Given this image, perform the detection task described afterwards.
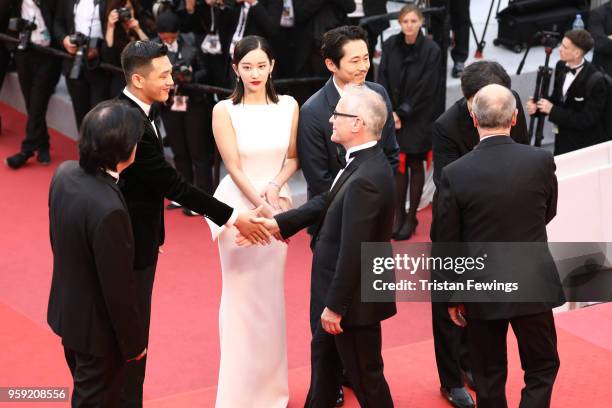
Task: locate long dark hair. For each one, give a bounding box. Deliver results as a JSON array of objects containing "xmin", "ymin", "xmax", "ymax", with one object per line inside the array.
[{"xmin": 229, "ymin": 36, "xmax": 279, "ymax": 105}]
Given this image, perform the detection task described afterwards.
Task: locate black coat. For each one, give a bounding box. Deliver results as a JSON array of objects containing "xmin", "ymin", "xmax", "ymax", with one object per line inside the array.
[
  {"xmin": 548, "ymin": 60, "xmax": 608, "ymax": 155},
  {"xmin": 47, "ymin": 161, "xmax": 146, "ymax": 360},
  {"xmin": 276, "ymin": 146, "xmax": 396, "ymax": 328},
  {"xmin": 116, "ymin": 92, "xmax": 233, "ymax": 269},
  {"xmin": 378, "ymin": 32, "xmax": 442, "ymax": 153},
  {"xmin": 9, "ymin": 0, "xmax": 61, "ymax": 48},
  {"xmin": 298, "ymin": 78, "xmax": 399, "ymax": 198},
  {"xmin": 436, "ymin": 136, "xmax": 565, "ymax": 320},
  {"xmin": 591, "ymin": 2, "xmax": 612, "ymax": 76}
]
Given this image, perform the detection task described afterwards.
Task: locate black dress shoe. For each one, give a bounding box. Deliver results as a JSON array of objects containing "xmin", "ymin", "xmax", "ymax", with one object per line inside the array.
[
  {"xmin": 440, "ymin": 386, "xmax": 475, "ymax": 408},
  {"xmin": 166, "ymin": 201, "xmax": 182, "ymax": 210},
  {"xmin": 392, "ymin": 214, "xmax": 406, "ymax": 239},
  {"xmin": 462, "ymin": 369, "xmax": 475, "ymax": 390},
  {"xmin": 182, "ymin": 207, "xmax": 198, "ymax": 216},
  {"xmin": 5, "ymin": 151, "xmax": 33, "ymax": 169},
  {"xmin": 335, "ymin": 387, "xmax": 344, "ymax": 407},
  {"xmin": 452, "ymin": 62, "xmax": 465, "ymax": 79},
  {"xmin": 394, "ymin": 217, "xmax": 418, "ymax": 241},
  {"xmin": 37, "ymin": 149, "xmax": 51, "ymax": 165}
]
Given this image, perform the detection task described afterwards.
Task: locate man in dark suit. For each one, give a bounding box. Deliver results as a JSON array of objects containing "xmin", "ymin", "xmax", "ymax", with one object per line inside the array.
[
  {"xmin": 116, "ymin": 40, "xmax": 270, "ymax": 407},
  {"xmin": 430, "ymin": 60, "xmax": 528, "ymax": 408},
  {"xmin": 4, "ymin": 0, "xmax": 62, "ymax": 169},
  {"xmin": 54, "ymin": 0, "xmax": 110, "ymax": 130},
  {"xmin": 527, "ymin": 29, "xmax": 608, "ymax": 155},
  {"xmin": 48, "ymin": 100, "xmax": 147, "ymax": 407},
  {"xmin": 251, "ymin": 85, "xmax": 396, "ymax": 408},
  {"xmin": 437, "ymin": 84, "xmax": 564, "ymax": 408},
  {"xmin": 299, "ymin": 25, "xmax": 399, "ymax": 201}
]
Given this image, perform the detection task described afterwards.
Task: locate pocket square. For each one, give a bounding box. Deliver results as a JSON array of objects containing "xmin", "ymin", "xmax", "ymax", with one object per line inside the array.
[{"xmin": 574, "ymin": 97, "xmax": 585, "ymax": 102}]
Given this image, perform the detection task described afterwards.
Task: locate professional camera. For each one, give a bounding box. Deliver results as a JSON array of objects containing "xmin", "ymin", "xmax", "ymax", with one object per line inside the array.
[
  {"xmin": 69, "ymin": 32, "xmax": 99, "ymax": 80},
  {"xmin": 172, "ymin": 63, "xmax": 193, "ymax": 83},
  {"xmin": 532, "ymin": 31, "xmax": 561, "ymax": 49},
  {"xmin": 8, "ymin": 17, "xmax": 37, "ymax": 51},
  {"xmin": 117, "ymin": 7, "xmax": 132, "ymax": 23}
]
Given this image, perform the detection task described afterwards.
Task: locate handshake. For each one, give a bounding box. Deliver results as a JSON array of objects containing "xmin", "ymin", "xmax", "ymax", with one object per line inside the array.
[{"xmin": 233, "ymin": 205, "xmax": 285, "ymax": 247}]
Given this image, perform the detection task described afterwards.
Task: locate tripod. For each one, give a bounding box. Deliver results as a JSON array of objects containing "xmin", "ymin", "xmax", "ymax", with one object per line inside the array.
[{"xmin": 517, "ymin": 32, "xmax": 560, "ymax": 147}]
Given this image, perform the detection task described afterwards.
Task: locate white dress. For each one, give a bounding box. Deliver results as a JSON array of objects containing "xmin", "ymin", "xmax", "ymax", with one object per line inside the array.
[{"xmin": 208, "ymin": 95, "xmax": 296, "ymax": 408}]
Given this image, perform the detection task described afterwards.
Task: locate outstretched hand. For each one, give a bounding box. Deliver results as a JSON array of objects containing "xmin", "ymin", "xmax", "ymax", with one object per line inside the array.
[
  {"xmin": 235, "ymin": 216, "xmax": 288, "ymax": 246},
  {"xmin": 233, "ymin": 206, "xmax": 272, "ymax": 246}
]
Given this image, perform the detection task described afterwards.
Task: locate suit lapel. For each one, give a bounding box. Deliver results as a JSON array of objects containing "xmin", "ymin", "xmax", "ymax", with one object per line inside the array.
[{"xmin": 118, "ymin": 93, "xmax": 163, "ymax": 152}]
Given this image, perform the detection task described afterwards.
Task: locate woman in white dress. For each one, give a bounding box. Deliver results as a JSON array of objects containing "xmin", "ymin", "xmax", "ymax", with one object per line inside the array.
[{"xmin": 208, "ymin": 35, "xmax": 299, "ymax": 408}]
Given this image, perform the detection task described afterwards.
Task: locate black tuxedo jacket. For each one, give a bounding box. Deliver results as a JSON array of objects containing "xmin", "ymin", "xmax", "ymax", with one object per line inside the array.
[
  {"xmin": 9, "ymin": 0, "xmax": 61, "ymax": 48},
  {"xmin": 436, "ymin": 136, "xmax": 565, "ymax": 320},
  {"xmin": 117, "ymin": 92, "xmax": 233, "ymax": 269},
  {"xmin": 548, "ymin": 60, "xmax": 608, "ymax": 155},
  {"xmin": 276, "ymin": 146, "xmax": 397, "ymax": 328},
  {"xmin": 47, "ymin": 161, "xmax": 146, "ymax": 360},
  {"xmin": 298, "ymin": 78, "xmax": 399, "ymax": 199}
]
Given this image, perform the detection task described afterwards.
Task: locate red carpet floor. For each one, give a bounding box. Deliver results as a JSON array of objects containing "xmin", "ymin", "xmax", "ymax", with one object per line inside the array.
[{"xmin": 1, "ymin": 102, "xmax": 611, "ymax": 407}]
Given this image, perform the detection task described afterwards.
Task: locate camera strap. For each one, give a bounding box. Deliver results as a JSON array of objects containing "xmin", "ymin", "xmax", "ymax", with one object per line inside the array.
[
  {"xmin": 229, "ymin": 3, "xmax": 250, "ymax": 58},
  {"xmin": 201, "ymin": 5, "xmax": 222, "ymax": 55}
]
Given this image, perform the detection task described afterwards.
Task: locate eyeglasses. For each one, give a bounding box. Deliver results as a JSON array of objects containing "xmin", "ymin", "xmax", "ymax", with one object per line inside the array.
[{"xmin": 332, "ymin": 110, "xmax": 359, "ymax": 120}]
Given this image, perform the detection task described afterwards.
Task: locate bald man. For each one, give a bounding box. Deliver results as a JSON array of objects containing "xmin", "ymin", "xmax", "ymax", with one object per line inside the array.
[
  {"xmin": 436, "ymin": 84, "xmax": 564, "ymax": 408},
  {"xmin": 252, "ymin": 86, "xmax": 397, "ymax": 407}
]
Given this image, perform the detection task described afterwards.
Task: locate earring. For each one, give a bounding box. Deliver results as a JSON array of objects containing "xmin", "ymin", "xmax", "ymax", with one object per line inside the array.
[{"xmin": 236, "ymin": 76, "xmax": 240, "ymax": 82}]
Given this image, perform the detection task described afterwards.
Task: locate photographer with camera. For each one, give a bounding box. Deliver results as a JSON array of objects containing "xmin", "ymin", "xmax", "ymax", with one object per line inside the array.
[
  {"xmin": 104, "ymin": 0, "xmax": 154, "ymax": 95},
  {"xmin": 54, "ymin": 0, "xmax": 111, "ymax": 130},
  {"xmin": 4, "ymin": 0, "xmax": 62, "ymax": 169},
  {"xmin": 154, "ymin": 11, "xmax": 216, "ymax": 211},
  {"xmin": 526, "ymin": 29, "xmax": 608, "ymax": 155}
]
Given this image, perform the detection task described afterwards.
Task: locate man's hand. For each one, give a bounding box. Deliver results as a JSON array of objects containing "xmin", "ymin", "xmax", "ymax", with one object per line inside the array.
[
  {"xmin": 234, "ymin": 206, "xmax": 271, "ymax": 245},
  {"xmin": 526, "ymin": 97, "xmax": 537, "ymax": 116},
  {"xmin": 63, "ymin": 35, "xmax": 77, "ymax": 54},
  {"xmin": 536, "ymin": 98, "xmax": 553, "ymax": 115},
  {"xmin": 448, "ymin": 304, "xmax": 467, "ymax": 327},
  {"xmin": 236, "ymin": 215, "xmax": 288, "ymax": 246},
  {"xmin": 321, "ymin": 307, "xmax": 343, "ymax": 335},
  {"xmin": 127, "ymin": 347, "xmax": 147, "ymax": 362}
]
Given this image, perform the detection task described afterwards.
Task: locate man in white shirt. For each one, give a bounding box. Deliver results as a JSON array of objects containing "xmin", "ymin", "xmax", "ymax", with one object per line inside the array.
[
  {"xmin": 4, "ymin": 0, "xmax": 61, "ymax": 169},
  {"xmin": 527, "ymin": 29, "xmax": 608, "ymax": 155}
]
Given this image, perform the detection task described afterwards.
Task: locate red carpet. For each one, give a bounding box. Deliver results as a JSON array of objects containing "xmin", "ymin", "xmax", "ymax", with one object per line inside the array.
[{"xmin": 1, "ymin": 102, "xmax": 611, "ymax": 407}]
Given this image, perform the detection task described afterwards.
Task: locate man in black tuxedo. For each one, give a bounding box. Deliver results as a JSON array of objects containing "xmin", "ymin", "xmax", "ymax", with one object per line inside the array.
[
  {"xmin": 115, "ymin": 40, "xmax": 270, "ymax": 408},
  {"xmin": 251, "ymin": 85, "xmax": 396, "ymax": 408},
  {"xmin": 527, "ymin": 29, "xmax": 608, "ymax": 155},
  {"xmin": 437, "ymin": 84, "xmax": 564, "ymax": 408},
  {"xmin": 430, "ymin": 60, "xmax": 528, "ymax": 408},
  {"xmin": 48, "ymin": 100, "xmax": 147, "ymax": 407},
  {"xmin": 4, "ymin": 0, "xmax": 62, "ymax": 169}
]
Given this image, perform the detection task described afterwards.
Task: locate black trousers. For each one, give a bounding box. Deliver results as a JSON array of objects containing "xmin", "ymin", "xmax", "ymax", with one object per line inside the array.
[
  {"xmin": 65, "ymin": 66, "xmax": 110, "ymax": 130},
  {"xmin": 450, "ymin": 0, "xmax": 471, "ymax": 63},
  {"xmin": 161, "ymin": 101, "xmax": 214, "ymax": 194},
  {"xmin": 432, "ymin": 301, "xmax": 470, "ymax": 388},
  {"xmin": 466, "ymin": 310, "xmax": 560, "ymax": 408},
  {"xmin": 305, "ymin": 322, "xmax": 393, "ymax": 408},
  {"xmin": 15, "ymin": 49, "xmax": 61, "ymax": 154},
  {"xmin": 64, "ymin": 346, "xmax": 126, "ymax": 408},
  {"xmin": 120, "ymin": 255, "xmax": 158, "ymax": 408}
]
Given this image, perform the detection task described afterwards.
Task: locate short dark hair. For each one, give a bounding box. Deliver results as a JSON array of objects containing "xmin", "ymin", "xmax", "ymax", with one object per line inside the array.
[
  {"xmin": 156, "ymin": 11, "xmax": 180, "ymax": 33},
  {"xmin": 460, "ymin": 61, "xmax": 512, "ymax": 100},
  {"xmin": 79, "ymin": 101, "xmax": 143, "ymax": 173},
  {"xmin": 321, "ymin": 25, "xmax": 369, "ymax": 67},
  {"xmin": 564, "ymin": 29, "xmax": 594, "ymax": 54},
  {"xmin": 121, "ymin": 40, "xmax": 168, "ymax": 83},
  {"xmin": 230, "ymin": 35, "xmax": 279, "ymax": 105}
]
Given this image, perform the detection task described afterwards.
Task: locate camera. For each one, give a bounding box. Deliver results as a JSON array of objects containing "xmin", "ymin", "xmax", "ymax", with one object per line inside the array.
[
  {"xmin": 8, "ymin": 17, "xmax": 37, "ymax": 51},
  {"xmin": 116, "ymin": 7, "xmax": 132, "ymax": 23},
  {"xmin": 532, "ymin": 31, "xmax": 561, "ymax": 49},
  {"xmin": 172, "ymin": 63, "xmax": 193, "ymax": 83},
  {"xmin": 69, "ymin": 33, "xmax": 99, "ymax": 79}
]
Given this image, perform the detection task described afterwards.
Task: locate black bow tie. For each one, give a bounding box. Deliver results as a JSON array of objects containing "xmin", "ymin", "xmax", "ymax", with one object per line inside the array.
[
  {"xmin": 564, "ymin": 64, "xmax": 583, "ymax": 76},
  {"xmin": 148, "ymin": 103, "xmax": 160, "ymax": 121}
]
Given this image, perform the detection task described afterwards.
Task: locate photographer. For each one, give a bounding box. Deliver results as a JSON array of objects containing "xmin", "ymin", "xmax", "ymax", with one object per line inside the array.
[
  {"xmin": 590, "ymin": 0, "xmax": 612, "ymax": 76},
  {"xmin": 54, "ymin": 0, "xmax": 110, "ymax": 130},
  {"xmin": 104, "ymin": 0, "xmax": 154, "ymax": 95},
  {"xmin": 4, "ymin": 0, "xmax": 62, "ymax": 169},
  {"xmin": 154, "ymin": 11, "xmax": 216, "ymax": 211},
  {"xmin": 527, "ymin": 29, "xmax": 608, "ymax": 155}
]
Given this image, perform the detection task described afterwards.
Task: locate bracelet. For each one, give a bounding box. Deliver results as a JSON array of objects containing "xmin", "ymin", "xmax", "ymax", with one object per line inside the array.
[{"xmin": 268, "ymin": 181, "xmax": 281, "ymax": 189}]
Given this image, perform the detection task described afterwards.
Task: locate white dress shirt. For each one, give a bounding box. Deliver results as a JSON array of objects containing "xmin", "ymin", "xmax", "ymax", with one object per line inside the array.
[
  {"xmin": 121, "ymin": 88, "xmax": 238, "ymax": 226},
  {"xmin": 165, "ymin": 40, "xmax": 179, "ymax": 53},
  {"xmin": 330, "ymin": 140, "xmax": 377, "ymax": 190},
  {"xmin": 74, "ymin": 0, "xmax": 102, "ymax": 39},
  {"xmin": 562, "ymin": 59, "xmax": 585, "ymax": 97},
  {"xmin": 21, "ymin": 0, "xmax": 50, "ymax": 46}
]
